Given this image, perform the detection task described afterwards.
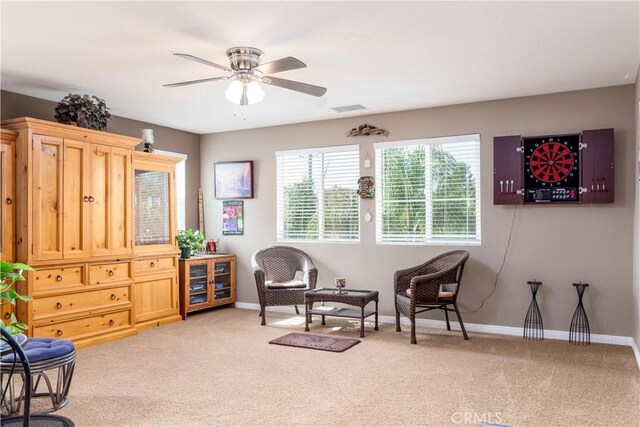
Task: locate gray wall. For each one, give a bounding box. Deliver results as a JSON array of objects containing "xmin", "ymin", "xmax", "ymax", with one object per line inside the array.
[
  {"xmin": 202, "ymin": 85, "xmax": 636, "ymax": 337},
  {"xmin": 0, "ymin": 90, "xmax": 201, "ymax": 230}
]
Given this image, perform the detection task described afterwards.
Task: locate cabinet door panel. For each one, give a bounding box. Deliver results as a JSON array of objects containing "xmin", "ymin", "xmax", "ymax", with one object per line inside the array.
[
  {"xmin": 1, "ymin": 140, "xmax": 15, "ymax": 262},
  {"xmin": 90, "ymin": 145, "xmax": 110, "ymax": 256},
  {"xmin": 33, "ymin": 135, "xmax": 64, "ymax": 260},
  {"xmin": 110, "ymin": 148, "xmax": 131, "ymax": 255},
  {"xmin": 63, "ymin": 140, "xmax": 89, "ymax": 258},
  {"xmin": 134, "ymin": 274, "xmax": 179, "ymax": 323},
  {"xmin": 493, "ymin": 135, "xmax": 523, "ymax": 205},
  {"xmin": 581, "ymin": 128, "xmax": 614, "ymax": 203}
]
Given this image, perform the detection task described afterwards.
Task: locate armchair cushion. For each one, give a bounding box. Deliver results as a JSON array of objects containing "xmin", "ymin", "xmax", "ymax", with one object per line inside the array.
[
  {"xmin": 266, "ymin": 280, "xmax": 307, "ymax": 289},
  {"xmin": 406, "ymin": 287, "xmax": 454, "ymax": 301}
]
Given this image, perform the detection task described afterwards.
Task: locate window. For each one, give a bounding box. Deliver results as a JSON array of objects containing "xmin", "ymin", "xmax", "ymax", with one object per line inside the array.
[
  {"xmin": 276, "ymin": 145, "xmax": 360, "ymax": 242},
  {"xmin": 375, "ymin": 134, "xmax": 480, "ymax": 245},
  {"xmin": 154, "ymin": 149, "xmax": 187, "ymax": 231}
]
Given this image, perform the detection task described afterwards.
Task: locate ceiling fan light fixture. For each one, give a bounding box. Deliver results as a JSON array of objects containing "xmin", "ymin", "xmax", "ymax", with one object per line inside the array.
[{"xmin": 225, "ymin": 79, "xmax": 265, "ymax": 106}]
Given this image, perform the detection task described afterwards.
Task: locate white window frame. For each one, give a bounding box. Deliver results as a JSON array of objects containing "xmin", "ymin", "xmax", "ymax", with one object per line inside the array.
[
  {"xmin": 374, "ymin": 134, "xmax": 481, "ymax": 246},
  {"xmin": 276, "ymin": 144, "xmax": 360, "ymax": 243}
]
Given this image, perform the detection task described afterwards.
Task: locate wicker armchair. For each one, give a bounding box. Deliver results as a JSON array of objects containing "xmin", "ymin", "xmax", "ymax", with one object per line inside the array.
[
  {"xmin": 252, "ymin": 246, "xmax": 318, "ymax": 325},
  {"xmin": 394, "ymin": 250, "xmax": 470, "ymax": 344}
]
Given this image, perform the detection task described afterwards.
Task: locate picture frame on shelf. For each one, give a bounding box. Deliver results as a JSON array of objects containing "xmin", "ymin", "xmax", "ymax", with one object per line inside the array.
[{"xmin": 214, "ymin": 160, "xmax": 254, "ymax": 199}]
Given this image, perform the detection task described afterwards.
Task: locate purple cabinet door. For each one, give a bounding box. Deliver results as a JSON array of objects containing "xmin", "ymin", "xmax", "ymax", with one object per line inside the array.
[
  {"xmin": 493, "ymin": 135, "xmax": 523, "ymax": 205},
  {"xmin": 581, "ymin": 128, "xmax": 614, "ymax": 203}
]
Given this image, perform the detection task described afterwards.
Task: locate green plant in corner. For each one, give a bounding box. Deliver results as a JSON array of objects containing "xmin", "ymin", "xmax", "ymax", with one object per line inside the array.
[
  {"xmin": 1, "ymin": 260, "xmax": 33, "ymax": 334},
  {"xmin": 176, "ymin": 229, "xmax": 205, "ymax": 259}
]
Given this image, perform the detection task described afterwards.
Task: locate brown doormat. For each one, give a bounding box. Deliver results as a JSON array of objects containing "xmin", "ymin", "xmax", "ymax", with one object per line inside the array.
[{"xmin": 269, "ymin": 333, "xmax": 360, "ymax": 352}]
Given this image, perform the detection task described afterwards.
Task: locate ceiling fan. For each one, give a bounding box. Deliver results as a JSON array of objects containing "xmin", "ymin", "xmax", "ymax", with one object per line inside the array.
[{"xmin": 164, "ymin": 47, "xmax": 327, "ymax": 106}]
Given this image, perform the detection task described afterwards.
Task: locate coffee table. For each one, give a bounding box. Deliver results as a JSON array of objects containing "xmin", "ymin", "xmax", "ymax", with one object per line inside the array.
[{"xmin": 304, "ymin": 288, "xmax": 379, "ymax": 337}]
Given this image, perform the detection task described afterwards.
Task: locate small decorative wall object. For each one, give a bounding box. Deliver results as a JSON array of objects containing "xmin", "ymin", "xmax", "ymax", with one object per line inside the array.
[
  {"xmin": 214, "ymin": 161, "xmax": 254, "ymax": 199},
  {"xmin": 363, "ymin": 153, "xmax": 371, "ymax": 168},
  {"xmin": 364, "ymin": 209, "xmax": 372, "ymax": 222},
  {"xmin": 357, "ymin": 176, "xmax": 375, "ymax": 198},
  {"xmin": 335, "ymin": 277, "xmax": 346, "ymax": 294},
  {"xmin": 569, "ymin": 282, "xmax": 590, "ymax": 345},
  {"xmin": 198, "ymin": 188, "xmax": 205, "ymax": 235},
  {"xmin": 523, "ymin": 280, "xmax": 544, "ymax": 340},
  {"xmin": 141, "ymin": 129, "xmax": 155, "ymax": 153},
  {"xmin": 54, "ymin": 93, "xmax": 111, "ymax": 130},
  {"xmin": 346, "ymin": 124, "xmax": 389, "ymax": 137},
  {"xmin": 222, "ymin": 200, "xmax": 244, "ymax": 235}
]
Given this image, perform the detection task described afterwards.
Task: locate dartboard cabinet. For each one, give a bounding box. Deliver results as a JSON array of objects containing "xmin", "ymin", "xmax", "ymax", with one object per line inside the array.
[{"xmin": 493, "ymin": 128, "xmax": 614, "ymax": 205}]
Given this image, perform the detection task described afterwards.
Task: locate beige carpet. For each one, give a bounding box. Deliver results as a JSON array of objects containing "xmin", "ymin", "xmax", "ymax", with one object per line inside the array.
[{"xmin": 53, "ymin": 308, "xmax": 639, "ymax": 426}]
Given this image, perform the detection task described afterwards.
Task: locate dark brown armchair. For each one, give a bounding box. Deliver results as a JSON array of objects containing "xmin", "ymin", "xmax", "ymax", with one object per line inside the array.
[
  {"xmin": 394, "ymin": 250, "xmax": 470, "ymax": 344},
  {"xmin": 252, "ymin": 246, "xmax": 318, "ymax": 325}
]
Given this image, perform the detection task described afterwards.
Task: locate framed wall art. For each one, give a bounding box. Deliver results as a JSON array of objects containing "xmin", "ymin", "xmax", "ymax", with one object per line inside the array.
[
  {"xmin": 214, "ymin": 160, "xmax": 254, "ymax": 199},
  {"xmin": 222, "ymin": 200, "xmax": 244, "ymax": 236}
]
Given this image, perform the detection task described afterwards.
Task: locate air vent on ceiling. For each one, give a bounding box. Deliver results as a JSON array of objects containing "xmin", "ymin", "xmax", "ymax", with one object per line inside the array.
[{"xmin": 331, "ymin": 104, "xmax": 366, "ymax": 113}]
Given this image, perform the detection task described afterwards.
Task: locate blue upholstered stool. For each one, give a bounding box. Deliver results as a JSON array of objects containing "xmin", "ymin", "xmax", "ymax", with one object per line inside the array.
[{"xmin": 1, "ymin": 337, "xmax": 76, "ymax": 415}]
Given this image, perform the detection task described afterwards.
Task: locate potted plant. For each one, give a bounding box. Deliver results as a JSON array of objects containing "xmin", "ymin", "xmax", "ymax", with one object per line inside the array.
[
  {"xmin": 54, "ymin": 93, "xmax": 111, "ymax": 130},
  {"xmin": 176, "ymin": 229, "xmax": 205, "ymax": 259},
  {"xmin": 1, "ymin": 261, "xmax": 33, "ymax": 336}
]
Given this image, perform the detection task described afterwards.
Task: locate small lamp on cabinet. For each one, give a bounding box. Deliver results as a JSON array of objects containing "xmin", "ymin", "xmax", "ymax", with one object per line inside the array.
[{"xmin": 141, "ymin": 129, "xmax": 155, "ymax": 153}]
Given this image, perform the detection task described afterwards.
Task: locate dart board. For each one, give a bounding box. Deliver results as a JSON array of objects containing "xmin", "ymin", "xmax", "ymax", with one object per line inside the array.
[{"xmin": 524, "ymin": 134, "xmax": 580, "ymax": 203}]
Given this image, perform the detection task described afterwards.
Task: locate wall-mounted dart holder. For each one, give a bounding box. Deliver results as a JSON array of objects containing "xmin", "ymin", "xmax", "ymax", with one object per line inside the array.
[
  {"xmin": 498, "ymin": 179, "xmax": 517, "ymax": 195},
  {"xmin": 569, "ymin": 282, "xmax": 590, "ymax": 345},
  {"xmin": 523, "ymin": 280, "xmax": 544, "ymax": 340},
  {"xmin": 589, "ymin": 177, "xmax": 609, "ymax": 193},
  {"xmin": 493, "ymin": 129, "xmax": 614, "ymax": 205}
]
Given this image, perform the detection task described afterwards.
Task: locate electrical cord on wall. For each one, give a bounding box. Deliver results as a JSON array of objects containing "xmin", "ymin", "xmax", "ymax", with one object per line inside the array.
[{"xmin": 462, "ymin": 205, "xmax": 518, "ymax": 314}]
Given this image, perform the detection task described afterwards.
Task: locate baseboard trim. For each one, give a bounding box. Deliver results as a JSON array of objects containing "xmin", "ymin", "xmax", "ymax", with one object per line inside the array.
[
  {"xmin": 235, "ymin": 302, "xmax": 636, "ymax": 349},
  {"xmin": 631, "ymin": 338, "xmax": 640, "ymax": 370}
]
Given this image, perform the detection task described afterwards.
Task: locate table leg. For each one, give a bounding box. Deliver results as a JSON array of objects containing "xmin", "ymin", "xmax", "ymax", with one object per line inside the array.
[
  {"xmin": 305, "ymin": 302, "xmax": 310, "ymax": 332},
  {"xmin": 360, "ymin": 306, "xmax": 365, "ymax": 338},
  {"xmin": 374, "ymin": 300, "xmax": 379, "ymax": 331},
  {"xmin": 321, "ymin": 315, "xmax": 326, "ymax": 326}
]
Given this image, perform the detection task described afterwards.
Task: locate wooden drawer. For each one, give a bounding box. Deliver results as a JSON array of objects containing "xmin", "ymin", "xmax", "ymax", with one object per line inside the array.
[
  {"xmin": 33, "ymin": 265, "xmax": 85, "ymax": 293},
  {"xmin": 33, "ymin": 310, "xmax": 132, "ymax": 341},
  {"xmin": 90, "ymin": 262, "xmax": 131, "ymax": 284},
  {"xmin": 135, "ymin": 256, "xmax": 176, "ymax": 274},
  {"xmin": 32, "ymin": 286, "xmax": 131, "ymax": 320}
]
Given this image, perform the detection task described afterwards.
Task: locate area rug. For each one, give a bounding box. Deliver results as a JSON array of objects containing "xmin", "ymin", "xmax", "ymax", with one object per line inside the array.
[{"xmin": 269, "ymin": 333, "xmax": 360, "ymax": 352}]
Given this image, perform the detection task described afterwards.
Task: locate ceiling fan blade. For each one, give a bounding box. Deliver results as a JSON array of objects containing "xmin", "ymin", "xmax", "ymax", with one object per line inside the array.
[
  {"xmin": 255, "ymin": 57, "xmax": 306, "ymax": 75},
  {"xmin": 173, "ymin": 53, "xmax": 232, "ymax": 72},
  {"xmin": 163, "ymin": 76, "xmax": 230, "ymax": 87},
  {"xmin": 261, "ymin": 76, "xmax": 327, "ymax": 97}
]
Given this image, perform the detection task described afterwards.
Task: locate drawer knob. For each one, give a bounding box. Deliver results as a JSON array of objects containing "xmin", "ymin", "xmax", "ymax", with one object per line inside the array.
[
  {"xmin": 56, "ymin": 275, "xmax": 63, "ymax": 282},
  {"xmin": 108, "ymin": 270, "xmax": 114, "ymax": 277},
  {"xmin": 55, "ymin": 302, "xmax": 63, "ymax": 309},
  {"xmin": 6, "ymin": 197, "xmax": 12, "ymax": 205},
  {"xmin": 88, "ymin": 195, "xmax": 95, "ymax": 202},
  {"xmin": 4, "ymin": 312, "xmax": 10, "ymax": 320},
  {"xmin": 110, "ymin": 294, "xmax": 116, "ymax": 301},
  {"xmin": 83, "ymin": 196, "xmax": 89, "ymax": 202},
  {"xmin": 56, "ymin": 329, "xmax": 63, "ymax": 337},
  {"xmin": 150, "ymin": 262, "xmax": 156, "ymax": 268},
  {"xmin": 109, "ymin": 319, "xmax": 115, "ymax": 326}
]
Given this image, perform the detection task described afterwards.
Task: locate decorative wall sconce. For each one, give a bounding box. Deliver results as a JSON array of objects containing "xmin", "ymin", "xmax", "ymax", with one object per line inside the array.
[
  {"xmin": 141, "ymin": 129, "xmax": 155, "ymax": 153},
  {"xmin": 346, "ymin": 124, "xmax": 389, "ymax": 137}
]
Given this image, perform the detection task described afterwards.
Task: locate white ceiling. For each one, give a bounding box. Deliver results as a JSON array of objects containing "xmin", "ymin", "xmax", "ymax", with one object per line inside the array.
[{"xmin": 1, "ymin": 1, "xmax": 639, "ymax": 134}]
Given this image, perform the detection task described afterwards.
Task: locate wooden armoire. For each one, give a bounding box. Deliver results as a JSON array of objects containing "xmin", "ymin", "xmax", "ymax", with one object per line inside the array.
[{"xmin": 1, "ymin": 118, "xmax": 181, "ymax": 348}]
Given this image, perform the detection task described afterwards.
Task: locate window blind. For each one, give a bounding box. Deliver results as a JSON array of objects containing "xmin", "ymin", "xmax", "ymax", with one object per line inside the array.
[
  {"xmin": 375, "ymin": 135, "xmax": 481, "ymax": 245},
  {"xmin": 276, "ymin": 145, "xmax": 360, "ymax": 242}
]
